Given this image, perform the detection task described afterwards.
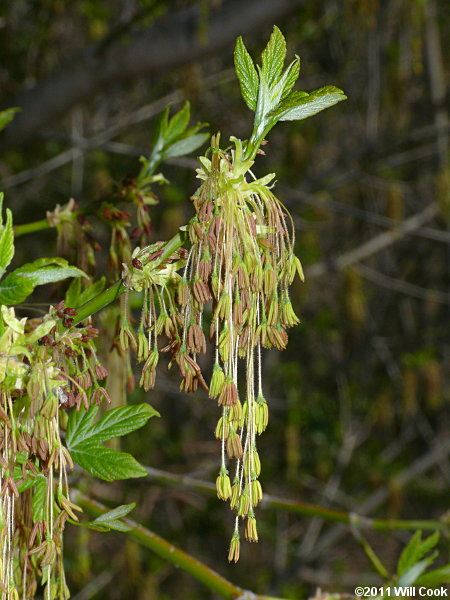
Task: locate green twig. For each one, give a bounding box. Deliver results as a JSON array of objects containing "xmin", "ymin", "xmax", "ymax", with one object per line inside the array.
[
  {"xmin": 14, "ymin": 218, "xmax": 51, "ymax": 237},
  {"xmin": 350, "ymin": 525, "xmax": 390, "ymax": 579},
  {"xmin": 144, "ymin": 466, "xmax": 449, "ymax": 533},
  {"xmin": 72, "ymin": 230, "xmax": 187, "ymax": 325},
  {"xmin": 72, "ymin": 490, "xmax": 285, "ymax": 600}
]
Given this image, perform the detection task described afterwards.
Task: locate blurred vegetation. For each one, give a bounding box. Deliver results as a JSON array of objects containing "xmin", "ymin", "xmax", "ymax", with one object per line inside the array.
[{"xmin": 0, "ymin": 0, "xmax": 449, "ymax": 598}]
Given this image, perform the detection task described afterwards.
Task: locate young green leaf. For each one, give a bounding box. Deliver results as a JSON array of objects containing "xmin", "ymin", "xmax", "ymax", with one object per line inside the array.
[
  {"xmin": 398, "ymin": 531, "xmax": 440, "ymax": 576},
  {"xmin": 261, "ymin": 26, "xmax": 286, "ymax": 87},
  {"xmin": 416, "ymin": 564, "xmax": 450, "ymax": 585},
  {"xmin": 65, "ymin": 276, "xmax": 106, "ymax": 309},
  {"xmin": 0, "ymin": 257, "xmax": 87, "ymax": 305},
  {"xmin": 280, "ymin": 56, "xmax": 301, "ymax": 100},
  {"xmin": 0, "ymin": 107, "xmax": 20, "ymax": 133},
  {"xmin": 27, "ymin": 319, "xmax": 57, "ymax": 344},
  {"xmin": 234, "ymin": 37, "xmax": 259, "ymax": 111},
  {"xmin": 79, "ymin": 503, "xmax": 136, "ymax": 532},
  {"xmin": 236, "ymin": 27, "xmax": 346, "ymax": 160},
  {"xmin": 165, "ymin": 133, "xmax": 209, "ymax": 159},
  {"xmin": 274, "ymin": 86, "xmax": 347, "ymax": 122},
  {"xmin": 398, "ymin": 554, "xmax": 439, "ymax": 587},
  {"xmin": 66, "ymin": 403, "xmax": 158, "ymax": 482},
  {"xmin": 165, "ymin": 101, "xmax": 191, "ymax": 143},
  {"xmin": 141, "ymin": 103, "xmax": 209, "ymax": 177},
  {"xmin": 0, "ymin": 193, "xmax": 14, "ymax": 279}
]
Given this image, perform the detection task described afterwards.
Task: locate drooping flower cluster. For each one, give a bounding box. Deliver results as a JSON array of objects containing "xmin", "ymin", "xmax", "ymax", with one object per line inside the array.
[
  {"xmin": 185, "ymin": 135, "xmax": 303, "ymax": 558},
  {"xmin": 0, "ymin": 304, "xmax": 109, "ymax": 598},
  {"xmin": 120, "ymin": 135, "xmax": 303, "ymax": 559},
  {"xmin": 120, "ymin": 242, "xmax": 196, "ymax": 392}
]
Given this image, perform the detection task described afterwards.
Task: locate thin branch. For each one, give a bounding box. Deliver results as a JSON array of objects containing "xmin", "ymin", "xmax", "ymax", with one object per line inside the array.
[
  {"xmin": 0, "ymin": 0, "xmax": 302, "ymax": 151},
  {"xmin": 357, "ymin": 263, "xmax": 450, "ymax": 304},
  {"xmin": 309, "ymin": 435, "xmax": 450, "ymax": 560},
  {"xmin": 1, "ymin": 68, "xmax": 232, "ymax": 191},
  {"xmin": 71, "ymin": 490, "xmax": 285, "ymax": 600},
  {"xmin": 306, "ymin": 203, "xmax": 438, "ymax": 278},
  {"xmin": 283, "ymin": 185, "xmax": 449, "ymax": 243},
  {"xmin": 142, "ymin": 466, "xmax": 448, "ymax": 533}
]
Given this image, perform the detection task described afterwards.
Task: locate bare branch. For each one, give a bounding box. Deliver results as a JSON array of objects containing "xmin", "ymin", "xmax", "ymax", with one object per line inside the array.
[
  {"xmin": 0, "ymin": 0, "xmax": 302, "ymax": 151},
  {"xmin": 306, "ymin": 203, "xmax": 439, "ymax": 278}
]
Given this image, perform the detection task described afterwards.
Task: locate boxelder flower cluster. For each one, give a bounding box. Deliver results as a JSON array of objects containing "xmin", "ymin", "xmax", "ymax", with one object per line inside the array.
[
  {"xmin": 0, "ymin": 303, "xmax": 109, "ymax": 598},
  {"xmin": 118, "ymin": 25, "xmax": 345, "ymax": 560}
]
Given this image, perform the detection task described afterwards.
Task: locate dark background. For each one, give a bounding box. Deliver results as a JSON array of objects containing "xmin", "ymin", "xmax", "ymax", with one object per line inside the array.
[{"xmin": 1, "ymin": 1, "xmax": 449, "ymax": 598}]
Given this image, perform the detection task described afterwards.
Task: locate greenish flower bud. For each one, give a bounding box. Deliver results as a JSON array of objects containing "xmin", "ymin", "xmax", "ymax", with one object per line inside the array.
[
  {"xmin": 211, "ymin": 271, "xmax": 219, "ymax": 299},
  {"xmin": 237, "ymin": 488, "xmax": 250, "ymax": 517},
  {"xmin": 255, "ymin": 393, "xmax": 269, "ymax": 434},
  {"xmin": 263, "ymin": 262, "xmax": 277, "ymax": 294},
  {"xmin": 230, "ymin": 480, "xmax": 240, "ymax": 510},
  {"xmin": 251, "ymin": 479, "xmax": 263, "ymax": 506},
  {"xmin": 229, "ymin": 400, "xmax": 243, "ymax": 428},
  {"xmin": 216, "ymin": 292, "xmax": 231, "ymax": 321},
  {"xmin": 137, "ymin": 331, "xmax": 149, "ymax": 362},
  {"xmin": 119, "ymin": 325, "xmax": 137, "ymax": 352},
  {"xmin": 228, "ymin": 531, "xmax": 240, "ymax": 562},
  {"xmin": 245, "ymin": 510, "xmax": 258, "ymax": 542},
  {"xmin": 215, "ymin": 415, "xmax": 230, "ymax": 440},
  {"xmin": 216, "ymin": 469, "xmax": 232, "ymax": 501},
  {"xmin": 209, "ymin": 363, "xmax": 225, "ymax": 399},
  {"xmin": 218, "ymin": 326, "xmax": 230, "ymax": 363}
]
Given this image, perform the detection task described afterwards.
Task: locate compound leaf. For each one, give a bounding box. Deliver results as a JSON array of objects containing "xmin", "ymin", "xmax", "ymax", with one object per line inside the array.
[{"xmin": 66, "ymin": 404, "xmax": 158, "ymax": 482}]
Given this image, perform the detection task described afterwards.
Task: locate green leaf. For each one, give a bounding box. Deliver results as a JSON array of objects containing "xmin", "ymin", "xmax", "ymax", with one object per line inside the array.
[
  {"xmin": 0, "ymin": 273, "xmax": 34, "ymax": 305},
  {"xmin": 398, "ymin": 531, "xmax": 440, "ymax": 576},
  {"xmin": 234, "ymin": 36, "xmax": 259, "ymax": 111},
  {"xmin": 0, "ymin": 258, "xmax": 87, "ymax": 305},
  {"xmin": 0, "ymin": 193, "xmax": 14, "ymax": 279},
  {"xmin": 0, "ymin": 108, "xmax": 20, "ymax": 133},
  {"xmin": 417, "ymin": 564, "xmax": 450, "ymax": 585},
  {"xmin": 280, "ymin": 56, "xmax": 300, "ymax": 100},
  {"xmin": 66, "ymin": 404, "xmax": 158, "ymax": 482},
  {"xmin": 68, "ymin": 404, "xmax": 159, "ymax": 446},
  {"xmin": 69, "ymin": 444, "xmax": 148, "ymax": 481},
  {"xmin": 261, "ymin": 26, "xmax": 286, "ymax": 86},
  {"xmin": 27, "ymin": 319, "xmax": 56, "ymax": 344},
  {"xmin": 66, "ymin": 276, "xmax": 106, "ymax": 308},
  {"xmin": 82, "ymin": 503, "xmax": 136, "ymax": 532},
  {"xmin": 166, "ymin": 102, "xmax": 191, "ymax": 143},
  {"xmin": 164, "ymin": 133, "xmax": 209, "ymax": 159},
  {"xmin": 143, "ymin": 105, "xmax": 209, "ymax": 177},
  {"xmin": 32, "ymin": 475, "xmax": 47, "ymax": 523},
  {"xmin": 398, "ymin": 554, "xmax": 439, "ymax": 586},
  {"xmin": 240, "ymin": 27, "xmax": 346, "ymax": 160},
  {"xmin": 275, "ymin": 86, "xmax": 347, "ymax": 122}
]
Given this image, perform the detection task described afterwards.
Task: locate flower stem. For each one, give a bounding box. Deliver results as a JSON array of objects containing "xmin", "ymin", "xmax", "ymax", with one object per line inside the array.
[
  {"xmin": 72, "ymin": 490, "xmax": 284, "ymax": 600},
  {"xmin": 14, "ymin": 218, "xmax": 51, "ymax": 237},
  {"xmin": 72, "ymin": 230, "xmax": 187, "ymax": 325}
]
